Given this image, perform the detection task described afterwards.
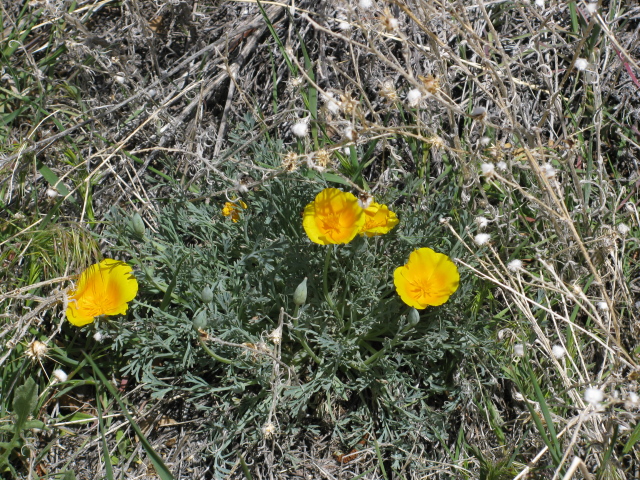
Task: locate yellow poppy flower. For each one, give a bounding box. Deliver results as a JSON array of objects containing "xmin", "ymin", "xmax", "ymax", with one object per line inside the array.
[
  {"xmin": 359, "ymin": 202, "xmax": 399, "ymax": 237},
  {"xmin": 222, "ymin": 199, "xmax": 247, "ymax": 223},
  {"xmin": 303, "ymin": 188, "xmax": 365, "ymax": 245},
  {"xmin": 394, "ymin": 248, "xmax": 459, "ymax": 309},
  {"xmin": 66, "ymin": 259, "xmax": 139, "ymax": 327}
]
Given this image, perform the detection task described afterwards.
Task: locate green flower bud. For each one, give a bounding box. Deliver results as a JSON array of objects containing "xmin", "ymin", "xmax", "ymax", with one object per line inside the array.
[
  {"xmin": 293, "ymin": 277, "xmax": 307, "ymax": 306},
  {"xmin": 201, "ymin": 286, "xmax": 214, "ymax": 303},
  {"xmin": 407, "ymin": 308, "xmax": 420, "ymax": 327},
  {"xmin": 131, "ymin": 212, "xmax": 145, "ymax": 237},
  {"xmin": 193, "ymin": 310, "xmax": 208, "ymax": 329}
]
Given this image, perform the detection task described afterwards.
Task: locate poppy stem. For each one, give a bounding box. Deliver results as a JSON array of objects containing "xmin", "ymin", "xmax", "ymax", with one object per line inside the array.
[
  {"xmin": 197, "ymin": 335, "xmax": 234, "ymax": 364},
  {"xmin": 323, "ymin": 246, "xmax": 342, "ymax": 323},
  {"xmin": 292, "ymin": 306, "xmax": 322, "ymax": 365}
]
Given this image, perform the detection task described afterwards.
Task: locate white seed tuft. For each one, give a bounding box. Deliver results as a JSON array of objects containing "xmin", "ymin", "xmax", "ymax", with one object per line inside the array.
[
  {"xmin": 338, "ymin": 21, "xmax": 350, "ymax": 31},
  {"xmin": 507, "ymin": 259, "xmax": 523, "ymax": 272},
  {"xmin": 406, "ymin": 89, "xmax": 422, "ymax": 107},
  {"xmin": 617, "ymin": 223, "xmax": 630, "ymax": 236},
  {"xmin": 540, "ymin": 163, "xmax": 556, "ymax": 178},
  {"xmin": 534, "ymin": 0, "xmax": 544, "ymax": 7},
  {"xmin": 597, "ymin": 301, "xmax": 609, "ymax": 311},
  {"xmin": 552, "ymin": 345, "xmax": 566, "ymax": 359},
  {"xmin": 52, "ymin": 369, "xmax": 68, "ymax": 383},
  {"xmin": 586, "ymin": 2, "xmax": 598, "ymax": 14},
  {"xmin": 496, "ymin": 161, "xmax": 507, "ymax": 171},
  {"xmin": 474, "ymin": 233, "xmax": 491, "ymax": 245},
  {"xmin": 479, "ymin": 136, "xmax": 491, "ymax": 146},
  {"xmin": 513, "ymin": 344, "xmax": 525, "ymax": 357},
  {"xmin": 46, "ymin": 188, "xmax": 59, "ymax": 198},
  {"xmin": 584, "ymin": 387, "xmax": 604, "ymax": 406},
  {"xmin": 480, "ymin": 163, "xmax": 496, "ymax": 177},
  {"xmin": 93, "ymin": 331, "xmax": 104, "ymax": 342},
  {"xmin": 475, "ymin": 216, "xmax": 489, "ymax": 229},
  {"xmin": 575, "ymin": 58, "xmax": 589, "ymax": 71},
  {"xmin": 359, "ymin": 0, "xmax": 373, "ymax": 8},
  {"xmin": 291, "ymin": 121, "xmax": 308, "ymax": 138}
]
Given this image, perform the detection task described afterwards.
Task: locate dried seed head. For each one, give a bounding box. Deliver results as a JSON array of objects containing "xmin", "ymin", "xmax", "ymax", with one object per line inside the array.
[
  {"xmin": 586, "ymin": 2, "xmax": 597, "ymax": 13},
  {"xmin": 496, "ymin": 161, "xmax": 508, "ymax": 171},
  {"xmin": 315, "ymin": 149, "xmax": 332, "ymax": 170},
  {"xmin": 282, "ymin": 152, "xmax": 299, "ymax": 172},
  {"xmin": 379, "ymin": 80, "xmax": 399, "ymax": 102},
  {"xmin": 479, "ymin": 136, "xmax": 492, "ymax": 147},
  {"xmin": 597, "ymin": 301, "xmax": 609, "ymax": 311},
  {"xmin": 339, "ymin": 92, "xmax": 360, "ymax": 115},
  {"xmin": 26, "ymin": 340, "xmax": 48, "ymax": 360},
  {"xmin": 263, "ymin": 422, "xmax": 277, "ymax": 438},
  {"xmin": 418, "ymin": 75, "xmax": 439, "ymax": 95},
  {"xmin": 268, "ymin": 327, "xmax": 282, "ymax": 345}
]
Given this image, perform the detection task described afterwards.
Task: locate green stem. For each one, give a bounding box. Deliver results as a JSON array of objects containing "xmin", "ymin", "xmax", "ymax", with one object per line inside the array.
[
  {"xmin": 198, "ymin": 336, "xmax": 234, "ymax": 364},
  {"xmin": 293, "ymin": 305, "xmax": 322, "ymax": 365},
  {"xmin": 323, "ymin": 246, "xmax": 342, "ymax": 322}
]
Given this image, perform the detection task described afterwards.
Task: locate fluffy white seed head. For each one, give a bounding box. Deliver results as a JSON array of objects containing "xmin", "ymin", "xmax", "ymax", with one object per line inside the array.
[
  {"xmin": 474, "ymin": 233, "xmax": 491, "ymax": 246},
  {"xmin": 584, "ymin": 387, "xmax": 604, "ymax": 406},
  {"xmin": 552, "ymin": 345, "xmax": 566, "ymax": 359},
  {"xmin": 617, "ymin": 223, "xmax": 630, "ymax": 236},
  {"xmin": 52, "ymin": 369, "xmax": 68, "ymax": 383},
  {"xmin": 46, "ymin": 188, "xmax": 59, "ymax": 198},
  {"xmin": 93, "ymin": 331, "xmax": 104, "ymax": 342},
  {"xmin": 338, "ymin": 20, "xmax": 350, "ymax": 31},
  {"xmin": 475, "ymin": 216, "xmax": 489, "ymax": 229},
  {"xmin": 479, "ymin": 136, "xmax": 491, "ymax": 146},
  {"xmin": 323, "ymin": 93, "xmax": 341, "ymax": 114},
  {"xmin": 386, "ymin": 17, "xmax": 399, "ymax": 31},
  {"xmin": 507, "ymin": 259, "xmax": 523, "ymax": 272},
  {"xmin": 534, "ymin": 0, "xmax": 544, "ymax": 7},
  {"xmin": 406, "ymin": 89, "xmax": 422, "ymax": 107},
  {"xmin": 344, "ymin": 126, "xmax": 357, "ymax": 142},
  {"xmin": 597, "ymin": 301, "xmax": 609, "ymax": 311},
  {"xmin": 481, "ymin": 163, "xmax": 496, "ymax": 177},
  {"xmin": 586, "ymin": 2, "xmax": 598, "ymax": 14},
  {"xmin": 291, "ymin": 121, "xmax": 308, "ymax": 138},
  {"xmin": 359, "ymin": 0, "xmax": 373, "ymax": 8},
  {"xmin": 575, "ymin": 58, "xmax": 589, "ymax": 71},
  {"xmin": 540, "ymin": 163, "xmax": 556, "ymax": 178},
  {"xmin": 513, "ymin": 344, "xmax": 525, "ymax": 357},
  {"xmin": 628, "ymin": 392, "xmax": 639, "ymax": 405},
  {"xmin": 496, "ymin": 161, "xmax": 507, "ymax": 171}
]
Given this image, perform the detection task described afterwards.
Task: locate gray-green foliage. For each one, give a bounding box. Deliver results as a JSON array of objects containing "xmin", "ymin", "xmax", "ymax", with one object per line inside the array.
[{"xmin": 99, "ymin": 143, "xmax": 492, "ymax": 476}]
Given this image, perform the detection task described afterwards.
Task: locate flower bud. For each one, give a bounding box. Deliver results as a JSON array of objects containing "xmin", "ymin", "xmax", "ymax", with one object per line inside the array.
[
  {"xmin": 201, "ymin": 286, "xmax": 214, "ymax": 303},
  {"xmin": 407, "ymin": 308, "xmax": 420, "ymax": 327},
  {"xmin": 131, "ymin": 212, "xmax": 145, "ymax": 237},
  {"xmin": 293, "ymin": 277, "xmax": 308, "ymax": 306},
  {"xmin": 193, "ymin": 310, "xmax": 208, "ymax": 329}
]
